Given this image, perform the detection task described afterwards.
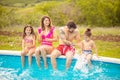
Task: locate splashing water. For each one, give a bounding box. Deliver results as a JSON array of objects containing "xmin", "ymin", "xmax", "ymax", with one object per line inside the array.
[{"xmin": 0, "ymin": 55, "xmax": 120, "ymax": 80}]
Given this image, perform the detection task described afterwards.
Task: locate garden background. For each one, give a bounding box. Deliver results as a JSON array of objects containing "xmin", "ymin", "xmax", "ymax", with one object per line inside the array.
[{"xmin": 0, "ymin": 0, "xmax": 120, "ymax": 58}]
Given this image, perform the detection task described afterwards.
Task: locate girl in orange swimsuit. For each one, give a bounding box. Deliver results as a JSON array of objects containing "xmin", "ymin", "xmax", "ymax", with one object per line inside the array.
[{"xmin": 21, "ymin": 25, "xmax": 36, "ymax": 68}]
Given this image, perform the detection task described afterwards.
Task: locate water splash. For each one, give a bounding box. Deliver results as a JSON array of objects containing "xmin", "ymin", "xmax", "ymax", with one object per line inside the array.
[
  {"xmin": 0, "ymin": 67, "xmax": 19, "ymax": 80},
  {"xmin": 74, "ymin": 55, "xmax": 89, "ymax": 72},
  {"xmin": 18, "ymin": 69, "xmax": 37, "ymax": 80},
  {"xmin": 51, "ymin": 70, "xmax": 67, "ymax": 77}
]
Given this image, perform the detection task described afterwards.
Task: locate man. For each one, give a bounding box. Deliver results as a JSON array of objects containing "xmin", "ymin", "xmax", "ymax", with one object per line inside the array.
[{"xmin": 51, "ymin": 21, "xmax": 81, "ymax": 70}]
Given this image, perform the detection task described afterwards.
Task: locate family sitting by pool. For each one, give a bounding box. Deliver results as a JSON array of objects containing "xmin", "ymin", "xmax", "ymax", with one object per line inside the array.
[{"xmin": 21, "ymin": 16, "xmax": 98, "ymax": 70}]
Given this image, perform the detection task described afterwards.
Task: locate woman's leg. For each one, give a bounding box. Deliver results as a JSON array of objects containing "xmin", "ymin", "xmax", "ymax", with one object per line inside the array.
[
  {"xmin": 51, "ymin": 49, "xmax": 61, "ymax": 70},
  {"xmin": 40, "ymin": 45, "xmax": 54, "ymax": 68},
  {"xmin": 28, "ymin": 48, "xmax": 36, "ymax": 66},
  {"xmin": 35, "ymin": 47, "xmax": 41, "ymax": 67},
  {"xmin": 40, "ymin": 46, "xmax": 48, "ymax": 68}
]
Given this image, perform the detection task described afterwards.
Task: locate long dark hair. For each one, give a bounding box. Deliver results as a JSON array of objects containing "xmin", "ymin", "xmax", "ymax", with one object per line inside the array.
[
  {"xmin": 84, "ymin": 28, "xmax": 92, "ymax": 37},
  {"xmin": 22, "ymin": 25, "xmax": 36, "ymax": 39},
  {"xmin": 41, "ymin": 16, "xmax": 52, "ymax": 30}
]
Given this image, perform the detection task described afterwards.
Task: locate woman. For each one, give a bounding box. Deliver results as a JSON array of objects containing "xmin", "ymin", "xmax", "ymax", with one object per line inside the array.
[{"xmin": 35, "ymin": 16, "xmax": 57, "ymax": 68}]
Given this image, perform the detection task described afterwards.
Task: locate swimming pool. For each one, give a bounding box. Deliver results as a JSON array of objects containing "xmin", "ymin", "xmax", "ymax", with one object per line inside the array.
[{"xmin": 0, "ymin": 50, "xmax": 120, "ymax": 80}]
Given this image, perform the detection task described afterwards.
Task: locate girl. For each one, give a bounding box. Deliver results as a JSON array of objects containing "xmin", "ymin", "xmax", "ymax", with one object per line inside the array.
[
  {"xmin": 21, "ymin": 25, "xmax": 36, "ymax": 68},
  {"xmin": 35, "ymin": 16, "xmax": 57, "ymax": 68}
]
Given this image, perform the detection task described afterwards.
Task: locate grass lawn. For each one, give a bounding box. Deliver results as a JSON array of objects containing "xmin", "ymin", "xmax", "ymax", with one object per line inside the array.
[
  {"xmin": 0, "ymin": 26, "xmax": 120, "ymax": 58},
  {"xmin": 96, "ymin": 40, "xmax": 120, "ymax": 58}
]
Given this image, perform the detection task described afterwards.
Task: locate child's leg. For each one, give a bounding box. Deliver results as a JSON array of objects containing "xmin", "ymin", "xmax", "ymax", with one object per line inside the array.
[
  {"xmin": 21, "ymin": 50, "xmax": 27, "ymax": 68},
  {"xmin": 81, "ymin": 53, "xmax": 87, "ymax": 61},
  {"xmin": 28, "ymin": 48, "xmax": 36, "ymax": 66},
  {"xmin": 35, "ymin": 47, "xmax": 41, "ymax": 67},
  {"xmin": 86, "ymin": 54, "xmax": 92, "ymax": 68}
]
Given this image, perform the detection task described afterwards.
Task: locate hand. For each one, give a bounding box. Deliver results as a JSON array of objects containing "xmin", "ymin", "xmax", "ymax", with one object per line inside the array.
[{"xmin": 66, "ymin": 41, "xmax": 72, "ymax": 45}]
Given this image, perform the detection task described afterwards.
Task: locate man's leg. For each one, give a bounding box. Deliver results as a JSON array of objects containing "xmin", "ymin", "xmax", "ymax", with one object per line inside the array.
[{"xmin": 66, "ymin": 51, "xmax": 73, "ymax": 69}]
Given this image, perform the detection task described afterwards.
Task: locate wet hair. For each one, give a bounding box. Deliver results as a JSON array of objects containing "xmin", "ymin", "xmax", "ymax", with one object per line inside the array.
[
  {"xmin": 41, "ymin": 16, "xmax": 52, "ymax": 30},
  {"xmin": 23, "ymin": 25, "xmax": 36, "ymax": 39},
  {"xmin": 67, "ymin": 21, "xmax": 77, "ymax": 29},
  {"xmin": 84, "ymin": 28, "xmax": 92, "ymax": 37}
]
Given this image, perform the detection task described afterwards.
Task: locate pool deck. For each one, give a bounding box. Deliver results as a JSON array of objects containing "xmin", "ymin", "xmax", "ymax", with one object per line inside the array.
[{"xmin": 0, "ymin": 50, "xmax": 120, "ymax": 64}]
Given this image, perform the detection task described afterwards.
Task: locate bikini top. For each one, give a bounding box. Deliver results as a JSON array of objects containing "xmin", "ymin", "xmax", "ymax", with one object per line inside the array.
[
  {"xmin": 24, "ymin": 38, "xmax": 33, "ymax": 43},
  {"xmin": 38, "ymin": 27, "xmax": 54, "ymax": 46}
]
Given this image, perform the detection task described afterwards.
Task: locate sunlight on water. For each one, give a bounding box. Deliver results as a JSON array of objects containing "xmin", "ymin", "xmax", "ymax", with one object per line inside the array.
[
  {"xmin": 0, "ymin": 55, "xmax": 120, "ymax": 80},
  {"xmin": 0, "ymin": 67, "xmax": 38, "ymax": 80},
  {"xmin": 0, "ymin": 68, "xmax": 18, "ymax": 80},
  {"xmin": 18, "ymin": 69, "xmax": 38, "ymax": 80},
  {"xmin": 51, "ymin": 70, "xmax": 67, "ymax": 77}
]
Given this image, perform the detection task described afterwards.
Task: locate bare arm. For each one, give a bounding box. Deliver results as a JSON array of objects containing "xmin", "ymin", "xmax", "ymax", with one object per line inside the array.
[
  {"xmin": 92, "ymin": 41, "xmax": 98, "ymax": 57},
  {"xmin": 22, "ymin": 39, "xmax": 25, "ymax": 50},
  {"xmin": 74, "ymin": 31, "xmax": 81, "ymax": 47},
  {"xmin": 79, "ymin": 41, "xmax": 84, "ymax": 55},
  {"xmin": 45, "ymin": 28, "xmax": 58, "ymax": 42},
  {"xmin": 59, "ymin": 28, "xmax": 72, "ymax": 45},
  {"xmin": 38, "ymin": 32, "xmax": 42, "ymax": 43}
]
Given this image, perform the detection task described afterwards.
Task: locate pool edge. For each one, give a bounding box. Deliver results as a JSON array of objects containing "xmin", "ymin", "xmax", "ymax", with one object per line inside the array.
[{"xmin": 0, "ymin": 50, "xmax": 120, "ymax": 64}]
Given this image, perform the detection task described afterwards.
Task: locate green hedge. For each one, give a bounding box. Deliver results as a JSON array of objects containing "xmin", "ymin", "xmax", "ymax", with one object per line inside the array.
[{"xmin": 0, "ymin": 0, "xmax": 120, "ymax": 28}]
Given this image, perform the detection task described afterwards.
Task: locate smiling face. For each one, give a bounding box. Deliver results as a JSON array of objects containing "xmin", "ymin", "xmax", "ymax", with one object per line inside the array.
[
  {"xmin": 44, "ymin": 18, "xmax": 50, "ymax": 27},
  {"xmin": 41, "ymin": 16, "xmax": 51, "ymax": 30},
  {"xmin": 25, "ymin": 27, "xmax": 31, "ymax": 35}
]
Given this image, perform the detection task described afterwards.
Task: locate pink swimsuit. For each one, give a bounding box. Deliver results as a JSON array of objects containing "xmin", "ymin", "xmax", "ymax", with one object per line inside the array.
[
  {"xmin": 24, "ymin": 38, "xmax": 33, "ymax": 43},
  {"xmin": 24, "ymin": 38, "xmax": 35, "ymax": 50},
  {"xmin": 38, "ymin": 27, "xmax": 54, "ymax": 46}
]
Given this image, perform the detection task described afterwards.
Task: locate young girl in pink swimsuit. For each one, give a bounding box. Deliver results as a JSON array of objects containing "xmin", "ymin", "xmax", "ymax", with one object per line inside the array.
[
  {"xmin": 35, "ymin": 16, "xmax": 57, "ymax": 68},
  {"xmin": 21, "ymin": 25, "xmax": 36, "ymax": 68}
]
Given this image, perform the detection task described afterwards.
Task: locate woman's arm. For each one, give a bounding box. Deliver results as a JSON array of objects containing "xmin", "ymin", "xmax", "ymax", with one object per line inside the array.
[
  {"xmin": 38, "ymin": 32, "xmax": 42, "ymax": 43},
  {"xmin": 46, "ymin": 28, "xmax": 58, "ymax": 42}
]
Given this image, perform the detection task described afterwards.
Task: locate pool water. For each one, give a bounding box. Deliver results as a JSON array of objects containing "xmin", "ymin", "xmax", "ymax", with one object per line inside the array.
[{"xmin": 0, "ymin": 55, "xmax": 120, "ymax": 80}]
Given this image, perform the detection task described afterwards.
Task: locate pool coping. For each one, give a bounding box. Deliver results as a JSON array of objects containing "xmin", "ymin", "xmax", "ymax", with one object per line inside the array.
[{"xmin": 0, "ymin": 50, "xmax": 120, "ymax": 64}]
